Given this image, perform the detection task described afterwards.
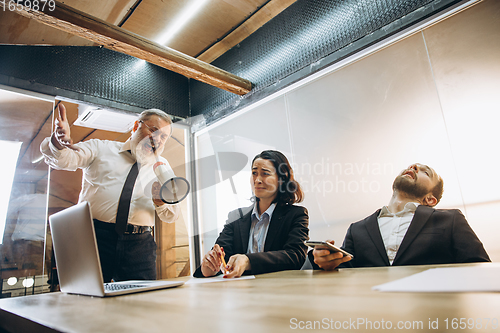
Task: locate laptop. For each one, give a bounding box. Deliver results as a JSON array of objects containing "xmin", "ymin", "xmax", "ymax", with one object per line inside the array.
[{"xmin": 49, "ymin": 201, "xmax": 184, "ymax": 297}]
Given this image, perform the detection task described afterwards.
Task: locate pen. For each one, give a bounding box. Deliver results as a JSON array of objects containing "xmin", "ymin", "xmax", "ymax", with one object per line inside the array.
[{"xmin": 220, "ymin": 248, "xmax": 228, "ymax": 273}]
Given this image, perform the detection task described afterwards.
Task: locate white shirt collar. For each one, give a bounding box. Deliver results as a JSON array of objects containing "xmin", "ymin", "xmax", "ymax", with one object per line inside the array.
[
  {"xmin": 252, "ymin": 202, "xmax": 276, "ymax": 221},
  {"xmin": 379, "ymin": 202, "xmax": 419, "ymax": 218},
  {"xmin": 120, "ymin": 139, "xmax": 132, "ymax": 153}
]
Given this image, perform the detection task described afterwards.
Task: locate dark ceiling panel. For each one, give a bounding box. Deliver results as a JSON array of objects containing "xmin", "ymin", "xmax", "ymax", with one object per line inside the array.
[
  {"xmin": 0, "ymin": 45, "xmax": 189, "ymax": 118},
  {"xmin": 189, "ymin": 0, "xmax": 461, "ymax": 126}
]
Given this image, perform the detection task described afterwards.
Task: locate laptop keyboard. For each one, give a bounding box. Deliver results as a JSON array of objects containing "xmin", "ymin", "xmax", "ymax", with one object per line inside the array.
[{"xmin": 104, "ymin": 283, "xmax": 145, "ymax": 291}]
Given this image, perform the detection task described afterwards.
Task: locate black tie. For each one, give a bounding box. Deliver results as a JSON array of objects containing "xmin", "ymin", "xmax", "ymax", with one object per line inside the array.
[{"xmin": 115, "ymin": 162, "xmax": 139, "ymax": 234}]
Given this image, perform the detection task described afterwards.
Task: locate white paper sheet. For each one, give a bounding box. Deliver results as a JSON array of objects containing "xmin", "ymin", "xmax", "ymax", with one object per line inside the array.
[
  {"xmin": 186, "ymin": 275, "xmax": 256, "ymax": 285},
  {"xmin": 373, "ymin": 264, "xmax": 500, "ymax": 292}
]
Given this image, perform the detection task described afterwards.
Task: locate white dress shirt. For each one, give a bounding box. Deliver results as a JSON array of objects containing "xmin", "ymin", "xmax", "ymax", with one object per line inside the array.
[
  {"xmin": 377, "ymin": 202, "xmax": 419, "ymax": 265},
  {"xmin": 247, "ymin": 203, "xmax": 276, "ymax": 253},
  {"xmin": 40, "ymin": 137, "xmax": 179, "ymax": 226}
]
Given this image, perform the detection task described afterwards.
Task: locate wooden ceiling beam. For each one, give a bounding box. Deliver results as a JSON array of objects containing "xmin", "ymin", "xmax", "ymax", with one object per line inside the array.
[
  {"xmin": 1, "ymin": 1, "xmax": 252, "ymax": 95},
  {"xmin": 197, "ymin": 0, "xmax": 298, "ymax": 63}
]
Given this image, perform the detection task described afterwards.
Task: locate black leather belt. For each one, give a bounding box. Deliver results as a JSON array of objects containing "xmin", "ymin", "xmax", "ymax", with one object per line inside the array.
[
  {"xmin": 93, "ymin": 219, "xmax": 152, "ymax": 234},
  {"xmin": 124, "ymin": 224, "xmax": 152, "ymax": 234}
]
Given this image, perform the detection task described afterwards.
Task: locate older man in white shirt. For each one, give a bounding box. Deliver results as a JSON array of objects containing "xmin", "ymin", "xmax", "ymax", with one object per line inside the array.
[{"xmin": 41, "ymin": 103, "xmax": 179, "ymax": 282}]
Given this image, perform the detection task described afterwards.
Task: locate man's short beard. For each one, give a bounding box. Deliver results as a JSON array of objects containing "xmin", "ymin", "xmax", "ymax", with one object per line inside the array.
[
  {"xmin": 392, "ymin": 175, "xmax": 429, "ymax": 199},
  {"xmin": 133, "ymin": 138, "xmax": 157, "ymax": 165},
  {"xmin": 135, "ymin": 149, "xmax": 156, "ymax": 165}
]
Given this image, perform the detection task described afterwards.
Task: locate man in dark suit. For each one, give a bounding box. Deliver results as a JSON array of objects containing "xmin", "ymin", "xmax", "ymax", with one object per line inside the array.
[{"xmin": 311, "ymin": 163, "xmax": 490, "ymax": 270}]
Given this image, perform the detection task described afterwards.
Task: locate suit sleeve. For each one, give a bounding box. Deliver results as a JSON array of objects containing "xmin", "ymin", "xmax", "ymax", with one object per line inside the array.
[
  {"xmin": 451, "ymin": 210, "xmax": 490, "ymax": 263},
  {"xmin": 337, "ymin": 224, "xmax": 355, "ymax": 268},
  {"xmin": 193, "ymin": 218, "xmax": 236, "ymax": 278},
  {"xmin": 245, "ymin": 206, "xmax": 309, "ymax": 275},
  {"xmin": 307, "ymin": 223, "xmax": 355, "ymax": 270}
]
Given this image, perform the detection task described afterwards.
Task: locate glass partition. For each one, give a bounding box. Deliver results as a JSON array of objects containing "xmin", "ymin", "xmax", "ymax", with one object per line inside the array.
[
  {"xmin": 193, "ymin": 0, "xmax": 500, "ymax": 264},
  {"xmin": 0, "ymin": 88, "xmax": 54, "ymax": 298}
]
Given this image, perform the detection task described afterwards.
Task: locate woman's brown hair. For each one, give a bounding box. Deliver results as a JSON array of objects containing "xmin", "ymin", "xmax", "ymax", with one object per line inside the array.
[{"xmin": 252, "ymin": 150, "xmax": 304, "ymax": 205}]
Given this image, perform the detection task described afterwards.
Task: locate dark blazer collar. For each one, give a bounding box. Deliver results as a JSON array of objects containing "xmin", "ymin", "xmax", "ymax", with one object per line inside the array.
[
  {"xmin": 238, "ymin": 206, "xmax": 254, "ymax": 252},
  {"xmin": 238, "ymin": 203, "xmax": 289, "ymax": 252},
  {"xmin": 393, "ymin": 205, "xmax": 434, "ymax": 263},
  {"xmin": 263, "ymin": 204, "xmax": 288, "ymax": 251},
  {"xmin": 364, "ymin": 209, "xmax": 390, "ymax": 265}
]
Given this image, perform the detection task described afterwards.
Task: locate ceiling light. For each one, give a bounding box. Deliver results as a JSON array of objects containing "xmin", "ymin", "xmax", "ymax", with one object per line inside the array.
[
  {"xmin": 7, "ymin": 277, "xmax": 17, "ymax": 286},
  {"xmin": 22, "ymin": 277, "xmax": 34, "ymax": 288},
  {"xmin": 73, "ymin": 106, "xmax": 138, "ymax": 133},
  {"xmin": 156, "ymin": 0, "xmax": 211, "ymax": 46}
]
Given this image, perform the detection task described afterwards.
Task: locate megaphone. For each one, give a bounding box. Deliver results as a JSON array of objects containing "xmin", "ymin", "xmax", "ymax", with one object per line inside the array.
[{"xmin": 153, "ymin": 162, "xmax": 190, "ymax": 204}]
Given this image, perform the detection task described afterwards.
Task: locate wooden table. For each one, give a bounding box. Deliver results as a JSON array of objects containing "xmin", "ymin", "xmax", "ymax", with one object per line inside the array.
[{"xmin": 1, "ymin": 263, "xmax": 499, "ymax": 333}]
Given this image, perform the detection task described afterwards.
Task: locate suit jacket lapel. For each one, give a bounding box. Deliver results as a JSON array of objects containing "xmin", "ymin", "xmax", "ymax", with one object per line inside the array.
[
  {"xmin": 364, "ymin": 209, "xmax": 390, "ymax": 265},
  {"xmin": 263, "ymin": 204, "xmax": 286, "ymax": 251},
  {"xmin": 393, "ymin": 205, "xmax": 434, "ymax": 263},
  {"xmin": 238, "ymin": 210, "xmax": 253, "ymax": 253}
]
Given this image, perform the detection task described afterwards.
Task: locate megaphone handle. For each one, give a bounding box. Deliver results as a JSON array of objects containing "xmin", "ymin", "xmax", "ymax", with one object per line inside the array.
[{"xmin": 170, "ymin": 179, "xmax": 178, "ymax": 201}]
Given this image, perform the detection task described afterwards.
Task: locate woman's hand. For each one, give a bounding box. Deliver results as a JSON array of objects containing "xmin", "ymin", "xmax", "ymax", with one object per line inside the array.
[
  {"xmin": 224, "ymin": 254, "xmax": 251, "ymax": 278},
  {"xmin": 200, "ymin": 244, "xmax": 225, "ymax": 277}
]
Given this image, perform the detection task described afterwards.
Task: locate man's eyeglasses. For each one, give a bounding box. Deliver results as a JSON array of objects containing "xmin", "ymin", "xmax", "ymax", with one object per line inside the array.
[{"xmin": 139, "ymin": 120, "xmax": 171, "ymax": 151}]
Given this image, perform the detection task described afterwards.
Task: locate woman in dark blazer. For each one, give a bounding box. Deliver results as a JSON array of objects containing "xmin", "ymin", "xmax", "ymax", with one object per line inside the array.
[{"xmin": 194, "ymin": 150, "xmax": 309, "ymax": 278}]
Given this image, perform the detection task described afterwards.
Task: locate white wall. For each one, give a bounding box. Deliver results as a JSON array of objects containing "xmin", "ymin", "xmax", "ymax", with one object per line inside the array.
[{"xmin": 194, "ymin": 0, "xmax": 500, "ymax": 261}]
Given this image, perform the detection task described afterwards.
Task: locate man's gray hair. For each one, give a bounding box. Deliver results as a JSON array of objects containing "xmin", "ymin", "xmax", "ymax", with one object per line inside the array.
[{"xmin": 139, "ymin": 109, "xmax": 173, "ymax": 125}]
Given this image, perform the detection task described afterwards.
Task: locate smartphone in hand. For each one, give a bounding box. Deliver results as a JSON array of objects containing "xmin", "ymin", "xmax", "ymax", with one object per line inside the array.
[{"xmin": 305, "ymin": 241, "xmax": 354, "ymax": 258}]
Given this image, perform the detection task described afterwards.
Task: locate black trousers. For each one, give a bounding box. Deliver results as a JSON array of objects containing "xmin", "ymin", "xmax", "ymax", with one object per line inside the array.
[{"xmin": 93, "ymin": 221, "xmax": 157, "ymax": 282}]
